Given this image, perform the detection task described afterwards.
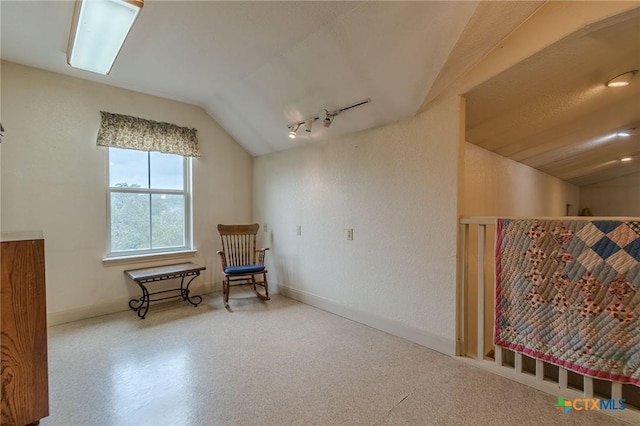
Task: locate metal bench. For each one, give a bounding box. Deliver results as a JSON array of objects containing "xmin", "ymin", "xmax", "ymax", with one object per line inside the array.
[{"xmin": 125, "ymin": 262, "xmax": 205, "ymax": 319}]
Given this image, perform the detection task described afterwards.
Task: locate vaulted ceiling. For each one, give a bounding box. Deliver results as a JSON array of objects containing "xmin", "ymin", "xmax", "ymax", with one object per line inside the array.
[{"xmin": 1, "ymin": 1, "xmax": 638, "ymax": 187}]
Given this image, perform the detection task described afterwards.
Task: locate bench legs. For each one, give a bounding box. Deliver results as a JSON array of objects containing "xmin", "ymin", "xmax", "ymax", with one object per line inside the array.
[
  {"xmin": 129, "ymin": 282, "xmax": 151, "ymax": 319},
  {"xmin": 180, "ymin": 275, "xmax": 203, "ymax": 306}
]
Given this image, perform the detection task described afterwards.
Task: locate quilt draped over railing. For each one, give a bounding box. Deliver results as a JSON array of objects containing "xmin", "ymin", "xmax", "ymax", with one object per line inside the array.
[{"xmin": 495, "ymin": 219, "xmax": 640, "ymax": 386}]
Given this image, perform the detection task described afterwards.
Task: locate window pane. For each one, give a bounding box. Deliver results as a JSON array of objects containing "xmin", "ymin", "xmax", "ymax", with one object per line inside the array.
[
  {"xmin": 150, "ymin": 151, "xmax": 184, "ymax": 190},
  {"xmin": 109, "ymin": 148, "xmax": 149, "ymax": 189},
  {"xmin": 151, "ymin": 194, "xmax": 185, "ymax": 249},
  {"xmin": 111, "ymin": 193, "xmax": 150, "ymax": 251}
]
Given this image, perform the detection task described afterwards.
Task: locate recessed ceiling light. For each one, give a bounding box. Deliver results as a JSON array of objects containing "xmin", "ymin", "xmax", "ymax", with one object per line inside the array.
[
  {"xmin": 620, "ymin": 157, "xmax": 632, "ymax": 162},
  {"xmin": 606, "ymin": 70, "xmax": 637, "ymax": 88}
]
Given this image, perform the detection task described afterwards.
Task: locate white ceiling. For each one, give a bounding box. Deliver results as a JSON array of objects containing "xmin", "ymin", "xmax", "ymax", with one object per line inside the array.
[{"xmin": 4, "ymin": 1, "xmax": 634, "ymax": 187}]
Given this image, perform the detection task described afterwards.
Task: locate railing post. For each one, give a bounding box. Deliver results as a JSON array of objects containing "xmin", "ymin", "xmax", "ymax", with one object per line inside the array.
[
  {"xmin": 584, "ymin": 376, "xmax": 594, "ymax": 398},
  {"xmin": 515, "ymin": 353, "xmax": 523, "ymax": 374},
  {"xmin": 612, "ymin": 382, "xmax": 622, "ymax": 401},
  {"xmin": 559, "ymin": 367, "xmax": 568, "ymax": 390},
  {"xmin": 536, "ymin": 359, "xmax": 544, "ymax": 381},
  {"xmin": 477, "ymin": 224, "xmax": 485, "ymax": 361},
  {"xmin": 457, "ymin": 223, "xmax": 469, "ymax": 356}
]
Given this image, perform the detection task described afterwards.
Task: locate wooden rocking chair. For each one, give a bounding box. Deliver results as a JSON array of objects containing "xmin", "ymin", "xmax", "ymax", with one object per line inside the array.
[{"xmin": 216, "ymin": 224, "xmax": 270, "ymax": 309}]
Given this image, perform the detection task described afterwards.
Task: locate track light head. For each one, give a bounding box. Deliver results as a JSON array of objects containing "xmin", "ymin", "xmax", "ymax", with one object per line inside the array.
[
  {"xmin": 321, "ymin": 109, "xmax": 340, "ymax": 128},
  {"xmin": 305, "ymin": 119, "xmax": 313, "ymax": 133},
  {"xmin": 288, "ymin": 123, "xmax": 300, "ymax": 139}
]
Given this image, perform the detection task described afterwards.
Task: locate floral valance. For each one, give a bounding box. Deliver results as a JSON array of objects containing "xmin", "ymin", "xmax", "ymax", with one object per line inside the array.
[{"xmin": 96, "ymin": 111, "xmax": 201, "ymax": 157}]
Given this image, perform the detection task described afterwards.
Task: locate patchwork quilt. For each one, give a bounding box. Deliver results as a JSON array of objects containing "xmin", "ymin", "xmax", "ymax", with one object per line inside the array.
[{"xmin": 494, "ymin": 219, "xmax": 640, "ymax": 386}]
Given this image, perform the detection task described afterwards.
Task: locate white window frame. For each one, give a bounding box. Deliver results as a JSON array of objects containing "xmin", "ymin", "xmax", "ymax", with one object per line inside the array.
[{"xmin": 105, "ymin": 148, "xmax": 193, "ymax": 258}]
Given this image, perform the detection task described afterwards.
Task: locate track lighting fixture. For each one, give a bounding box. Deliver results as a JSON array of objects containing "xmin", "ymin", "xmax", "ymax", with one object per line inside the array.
[{"xmin": 287, "ymin": 98, "xmax": 371, "ymax": 139}]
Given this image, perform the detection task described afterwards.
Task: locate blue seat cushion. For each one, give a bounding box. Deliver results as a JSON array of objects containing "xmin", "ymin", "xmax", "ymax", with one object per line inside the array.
[{"xmin": 225, "ymin": 264, "xmax": 265, "ymax": 275}]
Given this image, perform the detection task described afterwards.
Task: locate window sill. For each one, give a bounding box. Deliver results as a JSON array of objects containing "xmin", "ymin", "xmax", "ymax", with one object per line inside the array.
[{"xmin": 102, "ymin": 250, "xmax": 197, "ymax": 267}]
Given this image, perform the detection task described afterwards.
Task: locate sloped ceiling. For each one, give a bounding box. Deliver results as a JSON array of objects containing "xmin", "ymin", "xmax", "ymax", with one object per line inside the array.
[
  {"xmin": 465, "ymin": 8, "xmax": 640, "ymax": 187},
  {"xmin": 1, "ymin": 1, "xmax": 543, "ymax": 157}
]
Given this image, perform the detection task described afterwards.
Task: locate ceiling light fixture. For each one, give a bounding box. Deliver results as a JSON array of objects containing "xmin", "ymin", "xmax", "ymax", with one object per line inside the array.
[
  {"xmin": 288, "ymin": 123, "xmax": 300, "ymax": 139},
  {"xmin": 287, "ymin": 98, "xmax": 371, "ymax": 138},
  {"xmin": 67, "ymin": 0, "xmax": 144, "ymax": 75},
  {"xmin": 606, "ymin": 70, "xmax": 637, "ymax": 88},
  {"xmin": 620, "ymin": 157, "xmax": 633, "ymax": 162},
  {"xmin": 617, "ymin": 127, "xmax": 638, "ymax": 137}
]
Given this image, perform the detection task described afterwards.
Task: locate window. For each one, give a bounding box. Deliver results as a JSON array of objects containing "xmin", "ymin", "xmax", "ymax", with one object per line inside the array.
[
  {"xmin": 107, "ymin": 147, "xmax": 191, "ymax": 257},
  {"xmin": 97, "ymin": 111, "xmax": 199, "ymax": 259}
]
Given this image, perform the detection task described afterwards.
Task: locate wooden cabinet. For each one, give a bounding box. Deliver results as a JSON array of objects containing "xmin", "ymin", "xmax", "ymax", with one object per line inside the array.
[{"xmin": 1, "ymin": 232, "xmax": 49, "ymax": 425}]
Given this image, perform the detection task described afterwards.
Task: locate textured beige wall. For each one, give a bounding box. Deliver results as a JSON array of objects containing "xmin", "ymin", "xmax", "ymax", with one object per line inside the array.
[
  {"xmin": 1, "ymin": 61, "xmax": 252, "ymax": 323},
  {"xmin": 254, "ymin": 96, "xmax": 463, "ymax": 354},
  {"xmin": 462, "ymin": 142, "xmax": 580, "ymax": 217},
  {"xmin": 580, "ymin": 171, "xmax": 640, "ymax": 217}
]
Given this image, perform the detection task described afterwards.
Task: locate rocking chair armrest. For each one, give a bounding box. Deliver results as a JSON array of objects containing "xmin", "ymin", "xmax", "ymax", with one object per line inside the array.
[
  {"xmin": 216, "ymin": 250, "xmax": 228, "ymax": 269},
  {"xmin": 256, "ymin": 247, "xmax": 270, "ymax": 265}
]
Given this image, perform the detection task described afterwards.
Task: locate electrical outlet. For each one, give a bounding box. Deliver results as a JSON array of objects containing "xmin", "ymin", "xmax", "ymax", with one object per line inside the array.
[
  {"xmin": 347, "ymin": 228, "xmax": 353, "ymax": 240},
  {"xmin": 296, "ymin": 225, "xmax": 302, "ymax": 236}
]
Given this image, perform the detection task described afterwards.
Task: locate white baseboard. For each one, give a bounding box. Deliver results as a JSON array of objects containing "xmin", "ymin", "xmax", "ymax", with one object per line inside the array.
[
  {"xmin": 48, "ymin": 282, "xmax": 214, "ymax": 326},
  {"xmin": 48, "ymin": 297, "xmax": 132, "ymax": 326},
  {"xmin": 279, "ymin": 285, "xmax": 455, "ymax": 356}
]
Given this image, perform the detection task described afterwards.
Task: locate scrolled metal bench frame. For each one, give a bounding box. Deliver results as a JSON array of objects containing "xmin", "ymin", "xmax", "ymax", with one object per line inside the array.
[{"xmin": 125, "ymin": 262, "xmax": 205, "ymax": 319}]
